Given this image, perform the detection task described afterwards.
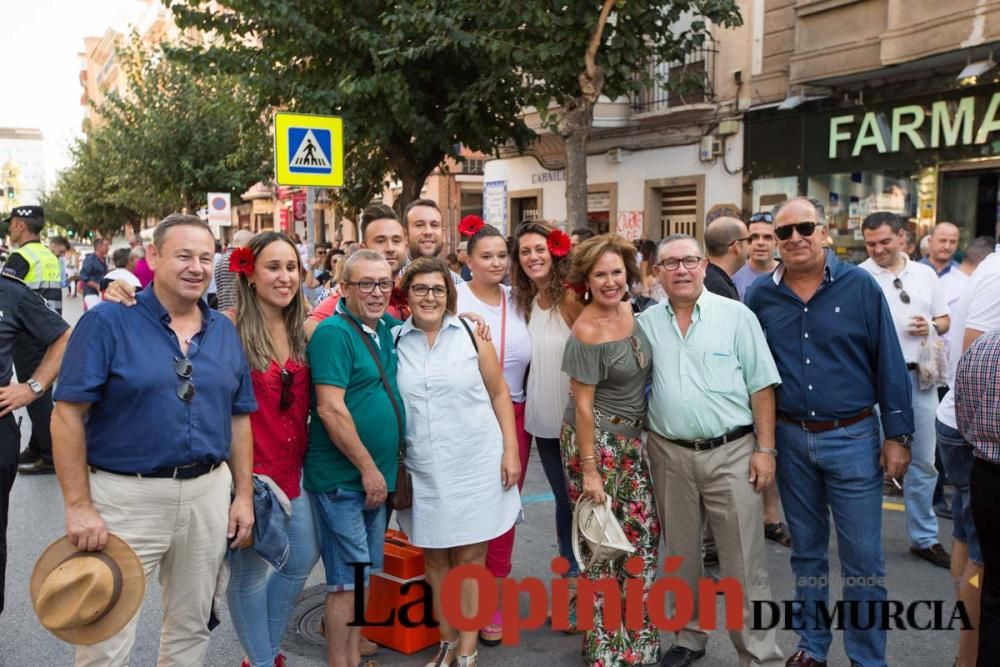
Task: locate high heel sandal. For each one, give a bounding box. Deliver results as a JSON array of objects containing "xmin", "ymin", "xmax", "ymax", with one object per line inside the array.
[
  {"xmin": 456, "ymin": 651, "xmax": 477, "ymax": 667},
  {"xmin": 425, "ymin": 638, "xmax": 459, "ymax": 667}
]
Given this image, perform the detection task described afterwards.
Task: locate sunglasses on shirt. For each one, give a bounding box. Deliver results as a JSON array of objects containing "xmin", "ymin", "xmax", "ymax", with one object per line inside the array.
[
  {"xmin": 892, "ymin": 277, "xmax": 911, "ymax": 304},
  {"xmin": 174, "ymin": 356, "xmax": 195, "ymax": 402},
  {"xmin": 280, "ymin": 368, "xmax": 295, "ymax": 411}
]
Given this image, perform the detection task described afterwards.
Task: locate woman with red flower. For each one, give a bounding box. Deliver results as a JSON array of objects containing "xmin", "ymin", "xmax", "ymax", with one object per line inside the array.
[
  {"xmin": 225, "ymin": 232, "xmax": 320, "ymax": 667},
  {"xmin": 511, "ymin": 221, "xmax": 584, "ymax": 585},
  {"xmin": 560, "ymin": 234, "xmax": 660, "ymax": 666}
]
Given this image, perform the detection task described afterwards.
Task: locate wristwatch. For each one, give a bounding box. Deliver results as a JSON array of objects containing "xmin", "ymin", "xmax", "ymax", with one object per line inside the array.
[
  {"xmin": 26, "ymin": 378, "xmax": 44, "ymax": 397},
  {"xmin": 753, "ymin": 446, "xmax": 777, "ymax": 458},
  {"xmin": 889, "ymin": 434, "xmax": 913, "ymax": 448}
]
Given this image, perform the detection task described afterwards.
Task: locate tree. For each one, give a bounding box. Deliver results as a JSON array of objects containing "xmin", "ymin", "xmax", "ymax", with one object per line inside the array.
[
  {"xmin": 167, "ymin": 1, "xmax": 537, "ymax": 215},
  {"xmin": 498, "ymin": 1, "xmax": 743, "ymax": 228}
]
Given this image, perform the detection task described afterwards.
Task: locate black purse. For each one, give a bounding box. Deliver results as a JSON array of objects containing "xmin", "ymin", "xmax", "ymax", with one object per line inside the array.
[{"xmin": 336, "ymin": 313, "xmax": 411, "ymax": 510}]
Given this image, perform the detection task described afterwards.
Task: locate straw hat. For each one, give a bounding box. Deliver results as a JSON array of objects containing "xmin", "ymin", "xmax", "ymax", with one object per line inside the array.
[{"xmin": 30, "ymin": 534, "xmax": 145, "ymax": 645}]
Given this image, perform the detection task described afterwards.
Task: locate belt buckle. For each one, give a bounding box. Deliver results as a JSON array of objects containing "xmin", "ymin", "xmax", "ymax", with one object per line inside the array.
[
  {"xmin": 693, "ymin": 439, "xmax": 708, "ymax": 452},
  {"xmin": 799, "ymin": 420, "xmax": 809, "ymax": 432},
  {"xmin": 609, "ymin": 415, "xmax": 622, "ymax": 425}
]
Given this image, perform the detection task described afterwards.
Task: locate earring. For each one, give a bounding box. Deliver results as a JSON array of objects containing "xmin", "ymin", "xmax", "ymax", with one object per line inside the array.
[{"xmin": 585, "ymin": 288, "xmax": 591, "ymax": 300}]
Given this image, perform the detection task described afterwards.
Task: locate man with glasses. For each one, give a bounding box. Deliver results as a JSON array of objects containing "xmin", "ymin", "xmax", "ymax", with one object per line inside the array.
[
  {"xmin": 641, "ymin": 234, "xmax": 784, "ymax": 667},
  {"xmin": 306, "ymin": 250, "xmax": 402, "ymax": 667},
  {"xmin": 51, "ymin": 213, "xmax": 257, "ymax": 665},
  {"xmin": 703, "ymin": 216, "xmax": 750, "ymax": 300},
  {"xmin": 745, "ymin": 197, "xmax": 913, "ymax": 667},
  {"xmin": 734, "ymin": 212, "xmax": 779, "ymax": 301},
  {"xmin": 859, "ymin": 211, "xmax": 951, "ymax": 569}
]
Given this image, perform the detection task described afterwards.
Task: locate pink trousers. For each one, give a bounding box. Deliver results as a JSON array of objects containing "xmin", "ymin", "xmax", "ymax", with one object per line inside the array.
[{"xmin": 485, "ymin": 401, "xmax": 532, "ymax": 578}]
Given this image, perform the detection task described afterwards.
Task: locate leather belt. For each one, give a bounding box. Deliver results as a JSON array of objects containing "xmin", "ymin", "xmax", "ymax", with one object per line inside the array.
[
  {"xmin": 906, "ymin": 362, "xmax": 918, "ymax": 371},
  {"xmin": 778, "ymin": 407, "xmax": 874, "ymax": 433},
  {"xmin": 667, "ymin": 424, "xmax": 754, "ymax": 452},
  {"xmin": 89, "ymin": 462, "xmax": 222, "ymax": 480}
]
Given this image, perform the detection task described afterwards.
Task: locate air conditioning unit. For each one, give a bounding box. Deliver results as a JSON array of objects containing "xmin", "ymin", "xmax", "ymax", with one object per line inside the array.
[{"xmin": 699, "ymin": 135, "xmax": 721, "ymax": 162}]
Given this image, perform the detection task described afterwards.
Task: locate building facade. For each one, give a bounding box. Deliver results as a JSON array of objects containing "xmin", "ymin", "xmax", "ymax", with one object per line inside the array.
[
  {"xmin": 745, "ymin": 0, "xmax": 1000, "ymax": 261},
  {"xmin": 482, "ymin": 2, "xmax": 756, "ymax": 242},
  {"xmin": 0, "ymin": 128, "xmax": 45, "ymax": 209}
]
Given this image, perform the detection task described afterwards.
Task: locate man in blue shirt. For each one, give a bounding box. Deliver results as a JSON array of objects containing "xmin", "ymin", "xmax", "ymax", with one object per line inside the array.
[
  {"xmin": 745, "ymin": 197, "xmax": 914, "ymax": 667},
  {"xmin": 79, "ymin": 237, "xmax": 110, "ymax": 305},
  {"xmin": 52, "ymin": 214, "xmax": 257, "ymax": 665}
]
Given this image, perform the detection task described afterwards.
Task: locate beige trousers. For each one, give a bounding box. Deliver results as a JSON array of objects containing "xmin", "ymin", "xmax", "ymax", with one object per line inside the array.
[
  {"xmin": 75, "ymin": 465, "xmax": 232, "ymax": 667},
  {"xmin": 646, "ymin": 431, "xmax": 783, "ymax": 667}
]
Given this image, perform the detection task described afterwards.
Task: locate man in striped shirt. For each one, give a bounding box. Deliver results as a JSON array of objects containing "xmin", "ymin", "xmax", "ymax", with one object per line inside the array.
[{"xmin": 214, "ymin": 229, "xmax": 253, "ymax": 311}]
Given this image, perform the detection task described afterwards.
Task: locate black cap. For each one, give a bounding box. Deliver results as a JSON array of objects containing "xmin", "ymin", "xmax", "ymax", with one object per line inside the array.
[{"xmin": 1, "ymin": 205, "xmax": 44, "ymax": 224}]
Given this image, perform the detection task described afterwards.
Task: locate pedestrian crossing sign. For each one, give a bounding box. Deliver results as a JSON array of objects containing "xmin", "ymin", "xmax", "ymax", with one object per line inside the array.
[{"xmin": 273, "ymin": 112, "xmax": 344, "ymax": 187}]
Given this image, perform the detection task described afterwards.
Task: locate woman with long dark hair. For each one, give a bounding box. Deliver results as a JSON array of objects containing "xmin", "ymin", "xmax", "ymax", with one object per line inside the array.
[
  {"xmin": 512, "ymin": 221, "xmax": 583, "ymax": 579},
  {"xmin": 225, "ymin": 231, "xmax": 320, "ymax": 667}
]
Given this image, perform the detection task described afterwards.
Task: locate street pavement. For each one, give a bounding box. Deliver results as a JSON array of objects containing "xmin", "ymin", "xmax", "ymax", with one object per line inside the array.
[{"xmin": 0, "ymin": 293, "xmax": 962, "ymax": 666}]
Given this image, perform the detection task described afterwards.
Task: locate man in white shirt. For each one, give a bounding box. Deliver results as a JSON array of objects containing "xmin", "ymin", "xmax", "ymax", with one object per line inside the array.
[
  {"xmin": 934, "ymin": 233, "xmax": 1000, "ymax": 667},
  {"xmin": 100, "ymin": 248, "xmax": 142, "ymax": 294},
  {"xmin": 860, "ymin": 212, "xmax": 950, "ymax": 569}
]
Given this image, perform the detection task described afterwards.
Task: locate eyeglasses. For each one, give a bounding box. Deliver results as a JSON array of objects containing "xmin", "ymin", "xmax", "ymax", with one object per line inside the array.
[
  {"xmin": 748, "ymin": 233, "xmax": 774, "ymax": 243},
  {"xmin": 410, "ymin": 284, "xmax": 448, "ymax": 297},
  {"xmin": 892, "ymin": 277, "xmax": 911, "ymax": 304},
  {"xmin": 729, "ymin": 236, "xmax": 751, "ymax": 246},
  {"xmin": 348, "ymin": 279, "xmax": 394, "ymax": 294},
  {"xmin": 279, "ymin": 368, "xmax": 294, "ymax": 411},
  {"xmin": 656, "ymin": 256, "xmax": 703, "ymax": 271},
  {"xmin": 749, "ymin": 212, "xmax": 773, "ymax": 224},
  {"xmin": 316, "ymin": 249, "xmax": 328, "ymax": 256},
  {"xmin": 774, "ymin": 222, "xmax": 819, "ymax": 241},
  {"xmin": 628, "ymin": 335, "xmax": 647, "ymax": 369},
  {"xmin": 174, "ymin": 356, "xmax": 195, "ymax": 402}
]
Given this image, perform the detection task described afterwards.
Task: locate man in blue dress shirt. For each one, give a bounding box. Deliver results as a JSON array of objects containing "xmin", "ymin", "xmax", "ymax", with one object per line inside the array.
[
  {"xmin": 52, "ymin": 214, "xmax": 257, "ymax": 665},
  {"xmin": 745, "ymin": 197, "xmax": 914, "ymax": 667}
]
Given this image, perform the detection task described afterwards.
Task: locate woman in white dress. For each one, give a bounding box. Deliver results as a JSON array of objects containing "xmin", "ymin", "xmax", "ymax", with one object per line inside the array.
[{"xmin": 394, "ymin": 257, "xmax": 521, "ymax": 667}]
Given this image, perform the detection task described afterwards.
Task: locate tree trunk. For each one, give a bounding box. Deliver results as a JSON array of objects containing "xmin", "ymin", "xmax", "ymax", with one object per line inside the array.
[{"xmin": 562, "ymin": 98, "xmax": 594, "ymax": 231}]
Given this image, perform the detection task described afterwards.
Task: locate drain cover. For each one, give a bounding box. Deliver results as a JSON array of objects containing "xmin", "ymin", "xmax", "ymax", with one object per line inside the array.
[{"xmin": 283, "ymin": 585, "xmax": 328, "ymax": 657}]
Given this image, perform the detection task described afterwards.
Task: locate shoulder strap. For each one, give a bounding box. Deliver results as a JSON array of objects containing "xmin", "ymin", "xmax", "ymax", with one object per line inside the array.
[
  {"xmin": 336, "ymin": 312, "xmax": 406, "ymax": 455},
  {"xmin": 459, "ymin": 317, "xmax": 478, "ymax": 352}
]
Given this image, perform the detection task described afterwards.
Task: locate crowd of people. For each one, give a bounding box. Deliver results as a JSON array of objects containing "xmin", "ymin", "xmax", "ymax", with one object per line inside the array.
[{"xmin": 0, "ymin": 195, "xmax": 998, "ymax": 667}]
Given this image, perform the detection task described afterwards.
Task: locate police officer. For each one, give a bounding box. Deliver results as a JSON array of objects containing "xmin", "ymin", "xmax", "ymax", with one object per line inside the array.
[
  {"xmin": 1, "ymin": 206, "xmax": 63, "ymax": 474},
  {"xmin": 0, "ymin": 273, "xmax": 69, "ymax": 614}
]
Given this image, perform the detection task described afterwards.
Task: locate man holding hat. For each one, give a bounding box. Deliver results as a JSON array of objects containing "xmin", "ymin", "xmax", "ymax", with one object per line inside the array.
[
  {"xmin": 1, "ymin": 205, "xmax": 65, "ymax": 475},
  {"xmin": 51, "ymin": 213, "xmax": 256, "ymax": 665},
  {"xmin": 0, "ymin": 271, "xmax": 70, "ymax": 614}
]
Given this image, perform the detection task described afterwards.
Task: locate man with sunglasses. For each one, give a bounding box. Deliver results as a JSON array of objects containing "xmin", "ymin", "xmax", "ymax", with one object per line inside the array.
[
  {"xmin": 745, "ymin": 197, "xmax": 913, "ymax": 667},
  {"xmin": 642, "ymin": 234, "xmax": 784, "ymax": 667},
  {"xmin": 703, "ymin": 216, "xmax": 750, "ymax": 300},
  {"xmin": 734, "ymin": 211, "xmax": 779, "ymax": 301},
  {"xmin": 51, "ymin": 213, "xmax": 257, "ymax": 665},
  {"xmin": 860, "ymin": 211, "xmax": 951, "ymax": 570}
]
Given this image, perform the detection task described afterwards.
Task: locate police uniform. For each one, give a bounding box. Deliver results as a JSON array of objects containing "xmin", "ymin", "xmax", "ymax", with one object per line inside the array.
[
  {"xmin": 0, "ymin": 273, "xmax": 69, "ymax": 614},
  {"xmin": 1, "ymin": 206, "xmax": 63, "ymax": 472}
]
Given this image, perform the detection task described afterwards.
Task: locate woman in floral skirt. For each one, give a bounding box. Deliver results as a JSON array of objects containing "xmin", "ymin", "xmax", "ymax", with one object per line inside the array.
[{"xmin": 560, "ymin": 234, "xmax": 661, "ymax": 666}]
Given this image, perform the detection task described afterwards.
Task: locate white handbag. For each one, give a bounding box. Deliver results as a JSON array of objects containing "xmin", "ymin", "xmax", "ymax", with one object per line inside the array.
[{"xmin": 571, "ymin": 496, "xmax": 636, "ymax": 573}]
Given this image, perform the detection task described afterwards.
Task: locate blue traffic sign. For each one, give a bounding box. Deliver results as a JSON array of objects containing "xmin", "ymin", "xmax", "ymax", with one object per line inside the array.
[{"xmin": 287, "ymin": 127, "xmax": 333, "ymax": 175}]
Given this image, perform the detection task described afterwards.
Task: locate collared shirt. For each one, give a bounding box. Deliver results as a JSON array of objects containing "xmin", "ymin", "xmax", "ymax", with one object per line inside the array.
[
  {"xmin": 954, "ymin": 331, "xmax": 1000, "ymax": 463},
  {"xmin": 0, "ymin": 274, "xmax": 69, "ymax": 387},
  {"xmin": 919, "ymin": 256, "xmax": 959, "ymax": 277},
  {"xmin": 80, "ymin": 253, "xmax": 109, "ymax": 297},
  {"xmin": 54, "ymin": 286, "xmax": 257, "ymax": 472},
  {"xmin": 745, "ymin": 251, "xmax": 914, "ymax": 438},
  {"xmin": 305, "ymin": 298, "xmax": 402, "ymax": 494},
  {"xmin": 859, "ymin": 256, "xmax": 947, "ymax": 365},
  {"xmin": 639, "ymin": 289, "xmax": 781, "ymax": 441},
  {"xmin": 939, "ymin": 268, "xmax": 969, "ymax": 357},
  {"xmin": 937, "ymin": 252, "xmax": 1000, "ymax": 429},
  {"xmin": 703, "ymin": 262, "xmax": 739, "ymax": 300}
]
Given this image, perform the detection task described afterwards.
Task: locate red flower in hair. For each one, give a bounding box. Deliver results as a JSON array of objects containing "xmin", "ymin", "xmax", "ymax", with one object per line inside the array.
[
  {"xmin": 229, "ymin": 247, "xmax": 255, "ymax": 277},
  {"xmin": 458, "ymin": 215, "xmax": 486, "ymax": 238},
  {"xmin": 564, "ymin": 281, "xmax": 587, "ymax": 297},
  {"xmin": 547, "ymin": 229, "xmax": 572, "ymax": 257}
]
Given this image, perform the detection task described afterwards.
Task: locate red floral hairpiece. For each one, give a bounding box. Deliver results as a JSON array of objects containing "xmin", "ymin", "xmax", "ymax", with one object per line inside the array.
[
  {"xmin": 547, "ymin": 229, "xmax": 572, "ymax": 258},
  {"xmin": 229, "ymin": 247, "xmax": 255, "ymax": 277},
  {"xmin": 564, "ymin": 281, "xmax": 587, "ymax": 297},
  {"xmin": 458, "ymin": 215, "xmax": 486, "ymax": 238}
]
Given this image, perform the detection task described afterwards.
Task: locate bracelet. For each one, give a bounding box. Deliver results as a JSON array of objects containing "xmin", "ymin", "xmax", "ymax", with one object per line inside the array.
[
  {"xmin": 579, "ymin": 455, "xmax": 597, "ymax": 465},
  {"xmin": 753, "ymin": 446, "xmax": 777, "ymax": 458}
]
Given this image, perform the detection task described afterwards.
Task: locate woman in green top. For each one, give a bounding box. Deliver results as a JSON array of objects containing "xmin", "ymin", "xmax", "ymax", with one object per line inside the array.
[{"xmin": 560, "ymin": 234, "xmax": 661, "ymax": 667}]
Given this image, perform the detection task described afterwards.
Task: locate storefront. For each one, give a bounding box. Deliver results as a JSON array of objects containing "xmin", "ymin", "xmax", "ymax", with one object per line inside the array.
[{"xmin": 744, "ymin": 81, "xmax": 1000, "ymax": 263}]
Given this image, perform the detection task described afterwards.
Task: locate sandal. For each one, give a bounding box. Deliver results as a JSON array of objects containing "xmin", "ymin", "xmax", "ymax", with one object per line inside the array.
[
  {"xmin": 425, "ymin": 638, "xmax": 459, "ymax": 667},
  {"xmin": 479, "ymin": 609, "xmax": 502, "ymax": 647},
  {"xmin": 764, "ymin": 522, "xmax": 792, "ymax": 547},
  {"xmin": 457, "ymin": 651, "xmax": 477, "ymax": 667}
]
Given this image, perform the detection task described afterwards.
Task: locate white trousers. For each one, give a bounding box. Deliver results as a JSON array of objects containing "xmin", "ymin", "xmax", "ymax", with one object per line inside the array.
[{"xmin": 75, "ymin": 465, "xmax": 231, "ymax": 667}]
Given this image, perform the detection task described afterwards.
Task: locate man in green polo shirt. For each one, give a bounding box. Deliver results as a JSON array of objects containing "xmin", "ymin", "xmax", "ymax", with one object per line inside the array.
[
  {"xmin": 307, "ymin": 249, "xmax": 402, "ymax": 667},
  {"xmin": 639, "ymin": 233, "xmax": 784, "ymax": 667}
]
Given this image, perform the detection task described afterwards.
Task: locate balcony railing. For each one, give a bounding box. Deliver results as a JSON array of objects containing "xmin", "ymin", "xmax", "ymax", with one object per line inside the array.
[{"xmin": 632, "ymin": 41, "xmax": 716, "ymax": 113}]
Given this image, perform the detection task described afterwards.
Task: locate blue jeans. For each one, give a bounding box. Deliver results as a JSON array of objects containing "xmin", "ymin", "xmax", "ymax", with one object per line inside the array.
[
  {"xmin": 903, "ymin": 375, "xmax": 940, "ymax": 549},
  {"xmin": 228, "ymin": 492, "xmax": 320, "ymax": 667},
  {"xmin": 936, "ymin": 419, "xmax": 982, "ymax": 564},
  {"xmin": 535, "ymin": 436, "xmax": 580, "ymax": 575},
  {"xmin": 776, "ymin": 415, "xmax": 887, "ymax": 667}
]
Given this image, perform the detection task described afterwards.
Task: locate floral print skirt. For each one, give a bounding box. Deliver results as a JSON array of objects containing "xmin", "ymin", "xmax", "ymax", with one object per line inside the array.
[{"xmin": 561, "ymin": 422, "xmax": 661, "ymax": 667}]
